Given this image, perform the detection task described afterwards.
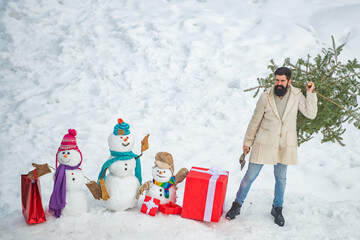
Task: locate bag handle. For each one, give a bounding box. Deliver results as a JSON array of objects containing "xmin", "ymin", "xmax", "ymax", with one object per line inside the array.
[{"xmin": 33, "ymin": 169, "xmax": 38, "ymax": 180}]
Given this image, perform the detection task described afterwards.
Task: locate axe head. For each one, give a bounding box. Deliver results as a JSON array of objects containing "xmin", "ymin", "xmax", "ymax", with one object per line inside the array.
[{"xmin": 239, "ymin": 153, "xmax": 246, "ymax": 170}]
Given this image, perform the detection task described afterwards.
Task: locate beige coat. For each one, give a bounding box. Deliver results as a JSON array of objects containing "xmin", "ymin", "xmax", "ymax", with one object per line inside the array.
[{"xmin": 243, "ymin": 85, "xmax": 317, "ymax": 165}]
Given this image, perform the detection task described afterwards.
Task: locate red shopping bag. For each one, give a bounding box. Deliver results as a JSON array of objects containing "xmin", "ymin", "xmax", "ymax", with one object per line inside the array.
[{"xmin": 21, "ymin": 170, "xmax": 46, "ymax": 224}]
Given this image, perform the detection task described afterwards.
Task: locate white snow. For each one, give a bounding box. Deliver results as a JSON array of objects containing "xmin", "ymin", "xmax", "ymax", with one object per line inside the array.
[{"xmin": 1, "ymin": 0, "xmax": 360, "ymax": 239}]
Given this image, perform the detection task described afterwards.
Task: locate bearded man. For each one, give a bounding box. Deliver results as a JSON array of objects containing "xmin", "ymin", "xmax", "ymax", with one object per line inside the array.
[{"xmin": 226, "ymin": 67, "xmax": 317, "ymax": 226}]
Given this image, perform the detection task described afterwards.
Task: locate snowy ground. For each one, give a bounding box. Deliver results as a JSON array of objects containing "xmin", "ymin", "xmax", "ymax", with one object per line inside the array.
[{"xmin": 1, "ymin": 0, "xmax": 360, "ymax": 239}]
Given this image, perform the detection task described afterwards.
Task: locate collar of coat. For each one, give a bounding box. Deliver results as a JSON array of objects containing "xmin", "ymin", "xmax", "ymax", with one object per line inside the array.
[{"xmin": 266, "ymin": 84, "xmax": 301, "ymax": 120}]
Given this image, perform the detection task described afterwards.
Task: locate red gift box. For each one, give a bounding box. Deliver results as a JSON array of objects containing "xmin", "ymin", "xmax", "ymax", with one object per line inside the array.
[
  {"xmin": 181, "ymin": 166, "xmax": 228, "ymax": 222},
  {"xmin": 159, "ymin": 202, "xmax": 182, "ymax": 215},
  {"xmin": 21, "ymin": 172, "xmax": 46, "ymax": 224},
  {"xmin": 141, "ymin": 196, "xmax": 160, "ymax": 216}
]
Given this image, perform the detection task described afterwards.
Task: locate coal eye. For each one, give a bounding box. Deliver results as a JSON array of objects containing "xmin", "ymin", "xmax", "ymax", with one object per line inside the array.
[
  {"xmin": 164, "ymin": 170, "xmax": 166, "ymax": 173},
  {"xmin": 157, "ymin": 170, "xmax": 159, "ymax": 172},
  {"xmin": 62, "ymin": 152, "xmax": 65, "ymax": 154},
  {"xmin": 67, "ymin": 152, "xmax": 70, "ymax": 154}
]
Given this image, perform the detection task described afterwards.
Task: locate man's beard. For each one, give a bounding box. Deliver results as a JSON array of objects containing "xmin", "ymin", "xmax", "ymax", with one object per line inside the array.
[{"xmin": 274, "ymin": 84, "xmax": 288, "ymax": 97}]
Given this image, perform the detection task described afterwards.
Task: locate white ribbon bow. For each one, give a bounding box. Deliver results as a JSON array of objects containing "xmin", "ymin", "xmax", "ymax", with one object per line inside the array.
[
  {"xmin": 207, "ymin": 166, "xmax": 228, "ymax": 177},
  {"xmin": 144, "ymin": 198, "xmax": 158, "ymax": 215}
]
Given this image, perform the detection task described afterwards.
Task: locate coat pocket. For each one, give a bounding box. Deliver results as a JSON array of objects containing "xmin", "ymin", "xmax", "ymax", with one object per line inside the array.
[
  {"xmin": 255, "ymin": 128, "xmax": 269, "ymax": 145},
  {"xmin": 286, "ymin": 131, "xmax": 298, "ymax": 147}
]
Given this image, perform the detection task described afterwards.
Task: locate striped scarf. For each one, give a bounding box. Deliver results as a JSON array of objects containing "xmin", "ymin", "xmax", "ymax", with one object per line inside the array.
[{"xmin": 152, "ymin": 176, "xmax": 175, "ymax": 199}]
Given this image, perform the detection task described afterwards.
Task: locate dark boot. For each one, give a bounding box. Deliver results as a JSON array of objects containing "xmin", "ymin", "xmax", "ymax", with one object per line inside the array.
[
  {"xmin": 226, "ymin": 202, "xmax": 241, "ymax": 220},
  {"xmin": 271, "ymin": 205, "xmax": 285, "ymax": 227}
]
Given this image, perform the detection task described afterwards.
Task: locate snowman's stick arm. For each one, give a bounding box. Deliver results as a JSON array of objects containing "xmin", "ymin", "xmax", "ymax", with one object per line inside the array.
[
  {"xmin": 136, "ymin": 180, "xmax": 151, "ymax": 199},
  {"xmin": 27, "ymin": 163, "xmax": 52, "ymax": 180},
  {"xmin": 86, "ymin": 167, "xmax": 109, "ymax": 200},
  {"xmin": 174, "ymin": 168, "xmax": 189, "ymax": 186},
  {"xmin": 134, "ymin": 134, "xmax": 150, "ymax": 158},
  {"xmin": 84, "ymin": 175, "xmax": 92, "ymax": 182},
  {"xmin": 30, "ymin": 163, "xmax": 104, "ymax": 200},
  {"xmin": 86, "ymin": 181, "xmax": 102, "ymax": 200},
  {"xmin": 141, "ymin": 134, "xmax": 150, "ymax": 152},
  {"xmin": 49, "ymin": 164, "xmax": 95, "ymax": 183}
]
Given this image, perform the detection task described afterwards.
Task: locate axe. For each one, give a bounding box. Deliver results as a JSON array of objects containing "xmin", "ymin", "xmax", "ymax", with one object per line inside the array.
[{"xmin": 239, "ymin": 150, "xmax": 249, "ymax": 170}]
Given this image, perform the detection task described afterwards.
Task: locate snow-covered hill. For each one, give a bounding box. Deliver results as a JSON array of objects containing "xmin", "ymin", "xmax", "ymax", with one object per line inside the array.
[{"xmin": 1, "ymin": 0, "xmax": 359, "ymax": 239}]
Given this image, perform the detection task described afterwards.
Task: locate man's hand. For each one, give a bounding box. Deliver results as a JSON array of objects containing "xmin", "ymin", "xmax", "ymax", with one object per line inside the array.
[
  {"xmin": 307, "ymin": 82, "xmax": 315, "ymax": 92},
  {"xmin": 243, "ymin": 145, "xmax": 250, "ymax": 154}
]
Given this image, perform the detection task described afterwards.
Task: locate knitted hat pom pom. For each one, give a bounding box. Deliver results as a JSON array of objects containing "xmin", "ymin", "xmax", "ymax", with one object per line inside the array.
[{"xmin": 68, "ymin": 129, "xmax": 77, "ymax": 136}]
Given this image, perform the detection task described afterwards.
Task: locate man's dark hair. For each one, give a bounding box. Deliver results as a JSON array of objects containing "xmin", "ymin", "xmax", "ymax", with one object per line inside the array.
[{"xmin": 274, "ymin": 67, "xmax": 291, "ymax": 80}]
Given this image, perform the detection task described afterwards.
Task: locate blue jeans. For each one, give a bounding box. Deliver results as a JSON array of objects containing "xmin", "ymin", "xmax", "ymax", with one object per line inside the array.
[{"xmin": 235, "ymin": 162, "xmax": 287, "ymax": 207}]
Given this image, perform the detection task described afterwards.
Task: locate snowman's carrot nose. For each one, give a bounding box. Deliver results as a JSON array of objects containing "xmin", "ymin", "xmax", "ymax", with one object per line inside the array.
[
  {"xmin": 64, "ymin": 154, "xmax": 68, "ymax": 158},
  {"xmin": 124, "ymin": 136, "xmax": 129, "ymax": 142},
  {"xmin": 159, "ymin": 171, "xmax": 163, "ymax": 174}
]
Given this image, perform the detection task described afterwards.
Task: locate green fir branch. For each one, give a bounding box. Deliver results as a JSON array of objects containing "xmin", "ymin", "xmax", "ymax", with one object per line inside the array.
[{"xmin": 244, "ymin": 36, "xmax": 360, "ymax": 146}]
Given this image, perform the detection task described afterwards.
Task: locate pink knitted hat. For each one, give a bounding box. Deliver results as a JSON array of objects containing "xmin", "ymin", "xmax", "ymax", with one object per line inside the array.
[{"xmin": 56, "ymin": 129, "xmax": 83, "ymax": 167}]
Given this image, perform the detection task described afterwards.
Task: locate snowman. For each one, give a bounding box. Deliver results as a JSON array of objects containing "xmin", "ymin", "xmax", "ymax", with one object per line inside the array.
[
  {"xmin": 97, "ymin": 118, "xmax": 149, "ymax": 211},
  {"xmin": 49, "ymin": 129, "xmax": 87, "ymax": 218},
  {"xmin": 136, "ymin": 152, "xmax": 188, "ymax": 204}
]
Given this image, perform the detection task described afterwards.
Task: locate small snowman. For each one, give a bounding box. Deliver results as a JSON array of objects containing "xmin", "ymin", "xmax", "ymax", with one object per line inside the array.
[
  {"xmin": 49, "ymin": 129, "xmax": 87, "ymax": 218},
  {"xmin": 136, "ymin": 152, "xmax": 188, "ymax": 204},
  {"xmin": 97, "ymin": 118, "xmax": 149, "ymax": 211}
]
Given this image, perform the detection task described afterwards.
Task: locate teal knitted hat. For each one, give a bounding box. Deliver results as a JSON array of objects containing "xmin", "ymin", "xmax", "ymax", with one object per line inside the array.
[{"xmin": 113, "ymin": 118, "xmax": 130, "ymax": 135}]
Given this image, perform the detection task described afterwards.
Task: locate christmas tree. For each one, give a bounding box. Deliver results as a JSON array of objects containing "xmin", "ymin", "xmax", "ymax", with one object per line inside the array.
[{"xmin": 245, "ymin": 36, "xmax": 360, "ymax": 146}]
